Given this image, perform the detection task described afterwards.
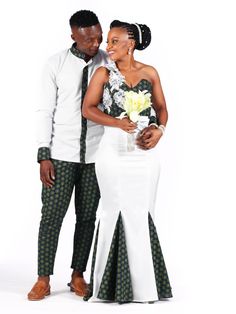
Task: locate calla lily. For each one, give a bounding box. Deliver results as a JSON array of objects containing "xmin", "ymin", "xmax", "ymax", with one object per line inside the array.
[
  {"xmin": 123, "ymin": 90, "xmax": 152, "ymax": 122},
  {"xmin": 130, "ymin": 111, "xmax": 140, "ymax": 123}
]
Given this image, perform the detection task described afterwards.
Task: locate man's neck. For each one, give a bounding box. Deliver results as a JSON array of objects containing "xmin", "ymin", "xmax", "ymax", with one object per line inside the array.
[{"xmin": 70, "ymin": 43, "xmax": 92, "ymax": 63}]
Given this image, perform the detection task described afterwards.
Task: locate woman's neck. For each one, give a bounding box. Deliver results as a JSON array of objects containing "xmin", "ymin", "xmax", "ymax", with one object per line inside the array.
[{"xmin": 116, "ymin": 56, "xmax": 136, "ymax": 72}]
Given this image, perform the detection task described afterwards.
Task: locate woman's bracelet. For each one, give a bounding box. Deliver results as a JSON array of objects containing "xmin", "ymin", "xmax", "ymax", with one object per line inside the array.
[
  {"xmin": 158, "ymin": 124, "xmax": 166, "ymax": 134},
  {"xmin": 149, "ymin": 123, "xmax": 166, "ymax": 134},
  {"xmin": 149, "ymin": 123, "xmax": 159, "ymax": 129}
]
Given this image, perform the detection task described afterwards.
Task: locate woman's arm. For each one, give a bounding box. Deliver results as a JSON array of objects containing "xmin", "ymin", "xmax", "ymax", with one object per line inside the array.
[
  {"xmin": 82, "ymin": 67, "xmax": 136, "ymax": 133},
  {"xmin": 136, "ymin": 66, "xmax": 168, "ymax": 149},
  {"xmin": 150, "ymin": 66, "xmax": 168, "ymax": 126}
]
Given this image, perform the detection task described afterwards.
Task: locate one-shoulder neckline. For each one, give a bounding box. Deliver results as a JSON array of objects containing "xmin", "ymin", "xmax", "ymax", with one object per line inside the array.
[
  {"xmin": 122, "ymin": 79, "xmax": 152, "ymax": 89},
  {"xmin": 104, "ymin": 61, "xmax": 152, "ymax": 90}
]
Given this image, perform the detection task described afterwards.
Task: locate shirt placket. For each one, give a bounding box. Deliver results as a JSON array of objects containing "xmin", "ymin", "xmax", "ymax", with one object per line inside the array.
[{"xmin": 80, "ymin": 65, "xmax": 88, "ymax": 163}]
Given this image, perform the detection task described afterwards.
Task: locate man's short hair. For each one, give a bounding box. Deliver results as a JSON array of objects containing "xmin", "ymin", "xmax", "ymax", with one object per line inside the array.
[{"xmin": 69, "ymin": 10, "xmax": 99, "ymax": 28}]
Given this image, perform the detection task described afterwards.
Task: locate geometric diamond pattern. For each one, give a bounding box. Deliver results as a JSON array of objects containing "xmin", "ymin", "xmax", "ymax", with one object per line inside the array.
[
  {"xmin": 70, "ymin": 42, "xmax": 89, "ymax": 164},
  {"xmin": 71, "ymin": 163, "xmax": 100, "ymax": 272},
  {"xmin": 38, "ymin": 159, "xmax": 100, "ymax": 276},
  {"xmin": 37, "ymin": 147, "xmax": 51, "ymax": 163},
  {"xmin": 97, "ymin": 212, "xmax": 133, "ymax": 302},
  {"xmin": 85, "ymin": 212, "xmax": 173, "ymax": 302},
  {"xmin": 83, "ymin": 222, "xmax": 100, "ymax": 301},
  {"xmin": 79, "ymin": 65, "xmax": 88, "ymax": 163},
  {"xmin": 70, "ymin": 43, "xmax": 87, "ymax": 61},
  {"xmin": 148, "ymin": 212, "xmax": 173, "ymax": 298}
]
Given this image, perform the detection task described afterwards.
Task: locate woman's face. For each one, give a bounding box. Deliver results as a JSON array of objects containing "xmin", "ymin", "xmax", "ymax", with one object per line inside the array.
[{"xmin": 106, "ymin": 27, "xmax": 134, "ymax": 61}]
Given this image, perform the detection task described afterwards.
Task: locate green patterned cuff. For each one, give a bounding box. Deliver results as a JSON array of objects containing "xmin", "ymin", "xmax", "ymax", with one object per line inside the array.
[
  {"xmin": 149, "ymin": 115, "xmax": 157, "ymax": 125},
  {"xmin": 37, "ymin": 147, "xmax": 51, "ymax": 163}
]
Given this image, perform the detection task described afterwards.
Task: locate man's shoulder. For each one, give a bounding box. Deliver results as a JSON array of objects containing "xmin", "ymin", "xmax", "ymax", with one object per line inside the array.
[
  {"xmin": 43, "ymin": 49, "xmax": 71, "ymax": 76},
  {"xmin": 46, "ymin": 48, "xmax": 70, "ymax": 65},
  {"xmin": 94, "ymin": 49, "xmax": 109, "ymax": 64}
]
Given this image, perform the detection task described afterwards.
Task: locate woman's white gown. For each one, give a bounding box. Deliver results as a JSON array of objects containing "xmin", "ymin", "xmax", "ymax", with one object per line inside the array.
[{"xmin": 86, "ymin": 62, "xmax": 172, "ymax": 303}]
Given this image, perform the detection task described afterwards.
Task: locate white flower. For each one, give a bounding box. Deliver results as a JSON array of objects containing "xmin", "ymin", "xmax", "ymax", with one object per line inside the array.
[
  {"xmin": 129, "ymin": 111, "xmax": 140, "ymax": 123},
  {"xmin": 105, "ymin": 61, "xmax": 125, "ymax": 92},
  {"xmin": 102, "ymin": 87, "xmax": 112, "ymax": 113},
  {"xmin": 113, "ymin": 90, "xmax": 125, "ymax": 109},
  {"xmin": 123, "ymin": 90, "xmax": 152, "ymax": 122}
]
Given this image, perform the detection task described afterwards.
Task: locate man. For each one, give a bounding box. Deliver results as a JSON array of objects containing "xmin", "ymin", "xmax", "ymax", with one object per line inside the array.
[{"xmin": 27, "ymin": 10, "xmax": 108, "ymax": 301}]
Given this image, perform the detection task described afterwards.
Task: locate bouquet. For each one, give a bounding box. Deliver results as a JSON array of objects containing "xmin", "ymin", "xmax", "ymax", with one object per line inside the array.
[
  {"xmin": 120, "ymin": 90, "xmax": 152, "ymax": 122},
  {"xmin": 120, "ymin": 90, "xmax": 152, "ymax": 151}
]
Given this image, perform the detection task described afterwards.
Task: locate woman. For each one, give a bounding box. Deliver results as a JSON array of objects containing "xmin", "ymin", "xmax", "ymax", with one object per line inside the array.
[{"xmin": 82, "ymin": 20, "xmax": 172, "ymax": 303}]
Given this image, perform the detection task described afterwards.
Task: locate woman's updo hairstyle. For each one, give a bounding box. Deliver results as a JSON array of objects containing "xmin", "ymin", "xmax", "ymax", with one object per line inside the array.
[{"xmin": 110, "ymin": 20, "xmax": 151, "ymax": 50}]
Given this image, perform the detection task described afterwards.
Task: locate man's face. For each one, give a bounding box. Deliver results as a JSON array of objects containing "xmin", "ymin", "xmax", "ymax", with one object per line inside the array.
[{"xmin": 71, "ymin": 23, "xmax": 103, "ymax": 57}]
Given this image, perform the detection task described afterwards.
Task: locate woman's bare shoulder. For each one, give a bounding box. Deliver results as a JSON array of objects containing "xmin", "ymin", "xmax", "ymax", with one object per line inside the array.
[
  {"xmin": 94, "ymin": 66, "xmax": 110, "ymax": 76},
  {"xmin": 92, "ymin": 66, "xmax": 109, "ymax": 83},
  {"xmin": 135, "ymin": 62, "xmax": 160, "ymax": 83},
  {"xmin": 142, "ymin": 63, "xmax": 159, "ymax": 76}
]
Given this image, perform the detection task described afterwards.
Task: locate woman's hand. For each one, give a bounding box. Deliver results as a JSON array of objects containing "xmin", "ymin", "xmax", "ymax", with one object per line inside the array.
[
  {"xmin": 136, "ymin": 126, "xmax": 163, "ymax": 150},
  {"xmin": 117, "ymin": 117, "xmax": 136, "ymax": 133}
]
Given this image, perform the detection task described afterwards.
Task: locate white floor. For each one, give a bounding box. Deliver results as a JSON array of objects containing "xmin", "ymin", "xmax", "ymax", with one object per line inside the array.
[{"xmin": 0, "ymin": 263, "xmax": 234, "ymax": 314}]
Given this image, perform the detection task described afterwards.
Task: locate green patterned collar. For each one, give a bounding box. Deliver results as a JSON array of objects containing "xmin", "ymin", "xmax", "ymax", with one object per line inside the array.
[{"xmin": 70, "ymin": 43, "xmax": 86, "ymax": 60}]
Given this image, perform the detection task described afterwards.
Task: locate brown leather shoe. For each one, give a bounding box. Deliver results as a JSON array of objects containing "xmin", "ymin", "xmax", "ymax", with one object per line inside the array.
[
  {"xmin": 27, "ymin": 280, "xmax": 50, "ymax": 301},
  {"xmin": 68, "ymin": 277, "xmax": 88, "ymax": 297}
]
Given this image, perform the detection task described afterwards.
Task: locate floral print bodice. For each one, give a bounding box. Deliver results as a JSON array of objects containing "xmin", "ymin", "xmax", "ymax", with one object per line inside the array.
[{"xmin": 102, "ymin": 62, "xmax": 157, "ymax": 123}]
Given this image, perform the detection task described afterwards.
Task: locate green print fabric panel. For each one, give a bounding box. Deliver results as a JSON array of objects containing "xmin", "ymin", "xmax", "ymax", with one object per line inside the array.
[
  {"xmin": 148, "ymin": 213, "xmax": 173, "ymax": 298},
  {"xmin": 85, "ymin": 212, "xmax": 173, "ymax": 302},
  {"xmin": 37, "ymin": 147, "xmax": 51, "ymax": 162},
  {"xmin": 80, "ymin": 65, "xmax": 88, "ymax": 163},
  {"xmin": 97, "ymin": 212, "xmax": 133, "ymax": 302},
  {"xmin": 38, "ymin": 159, "xmax": 100, "ymax": 276}
]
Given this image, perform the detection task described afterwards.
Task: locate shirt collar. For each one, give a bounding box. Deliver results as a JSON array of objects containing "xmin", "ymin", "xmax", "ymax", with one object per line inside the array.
[{"xmin": 70, "ymin": 43, "xmax": 87, "ymax": 61}]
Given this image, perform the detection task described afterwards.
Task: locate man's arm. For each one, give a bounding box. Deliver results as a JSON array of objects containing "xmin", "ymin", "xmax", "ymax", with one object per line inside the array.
[{"xmin": 36, "ymin": 59, "xmax": 57, "ymax": 187}]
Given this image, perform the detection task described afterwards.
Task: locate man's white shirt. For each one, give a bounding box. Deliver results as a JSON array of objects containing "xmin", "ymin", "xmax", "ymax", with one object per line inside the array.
[{"xmin": 37, "ymin": 48, "xmax": 108, "ymax": 163}]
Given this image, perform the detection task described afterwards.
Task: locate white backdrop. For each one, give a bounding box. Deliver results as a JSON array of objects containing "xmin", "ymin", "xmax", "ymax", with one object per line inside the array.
[{"xmin": 0, "ymin": 0, "xmax": 236, "ymax": 313}]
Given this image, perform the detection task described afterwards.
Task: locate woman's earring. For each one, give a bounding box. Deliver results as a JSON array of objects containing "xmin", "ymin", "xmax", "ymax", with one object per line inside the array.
[{"xmin": 128, "ymin": 48, "xmax": 132, "ymax": 55}]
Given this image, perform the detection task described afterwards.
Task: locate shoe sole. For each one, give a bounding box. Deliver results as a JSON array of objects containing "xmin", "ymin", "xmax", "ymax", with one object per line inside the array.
[
  {"xmin": 68, "ymin": 283, "xmax": 87, "ymax": 297},
  {"xmin": 28, "ymin": 290, "xmax": 50, "ymax": 301}
]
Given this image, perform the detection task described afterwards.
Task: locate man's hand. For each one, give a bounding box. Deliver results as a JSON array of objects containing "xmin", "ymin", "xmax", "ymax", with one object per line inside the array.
[
  {"xmin": 136, "ymin": 126, "xmax": 163, "ymax": 150},
  {"xmin": 40, "ymin": 160, "xmax": 55, "ymax": 188}
]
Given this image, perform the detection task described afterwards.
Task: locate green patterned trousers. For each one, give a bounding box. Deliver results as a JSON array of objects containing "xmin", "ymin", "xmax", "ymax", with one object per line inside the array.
[{"xmin": 37, "ymin": 159, "xmax": 100, "ymax": 276}]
